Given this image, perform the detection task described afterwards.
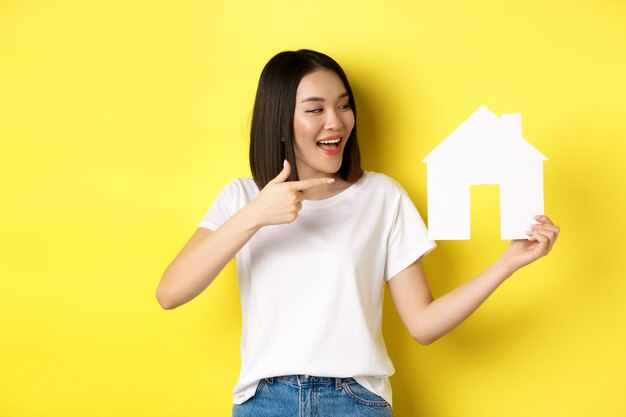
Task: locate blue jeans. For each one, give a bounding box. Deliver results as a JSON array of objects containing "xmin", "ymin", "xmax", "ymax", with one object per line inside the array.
[{"xmin": 232, "ymin": 374, "xmax": 393, "ymax": 417}]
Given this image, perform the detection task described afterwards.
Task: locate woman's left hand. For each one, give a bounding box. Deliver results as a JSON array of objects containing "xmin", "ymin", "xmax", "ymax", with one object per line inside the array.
[{"xmin": 500, "ymin": 215, "xmax": 560, "ymax": 274}]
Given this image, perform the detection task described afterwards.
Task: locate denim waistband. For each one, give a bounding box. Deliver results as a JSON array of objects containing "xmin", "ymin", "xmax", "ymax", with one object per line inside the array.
[{"xmin": 263, "ymin": 374, "xmax": 353, "ymax": 390}]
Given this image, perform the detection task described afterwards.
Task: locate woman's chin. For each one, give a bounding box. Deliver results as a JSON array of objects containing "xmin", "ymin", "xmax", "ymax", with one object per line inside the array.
[
  {"xmin": 323, "ymin": 162, "xmax": 343, "ymax": 176},
  {"xmin": 295, "ymin": 156, "xmax": 343, "ymax": 179}
]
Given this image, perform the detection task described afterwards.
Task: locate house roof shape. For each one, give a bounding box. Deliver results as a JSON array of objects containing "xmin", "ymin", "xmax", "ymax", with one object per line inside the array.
[{"xmin": 422, "ymin": 105, "xmax": 547, "ymax": 164}]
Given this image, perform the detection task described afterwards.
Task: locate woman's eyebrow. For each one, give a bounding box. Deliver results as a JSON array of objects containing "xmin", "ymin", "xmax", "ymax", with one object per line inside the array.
[{"xmin": 300, "ymin": 92, "xmax": 349, "ymax": 103}]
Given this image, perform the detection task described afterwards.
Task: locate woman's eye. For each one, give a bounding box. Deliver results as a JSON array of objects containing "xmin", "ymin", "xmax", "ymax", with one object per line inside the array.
[
  {"xmin": 339, "ymin": 104, "xmax": 351, "ymax": 110},
  {"xmin": 305, "ymin": 108, "xmax": 323, "ymax": 113}
]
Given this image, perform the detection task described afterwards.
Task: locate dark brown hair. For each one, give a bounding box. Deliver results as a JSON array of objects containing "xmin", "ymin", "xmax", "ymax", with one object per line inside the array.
[{"xmin": 249, "ymin": 49, "xmax": 363, "ymax": 189}]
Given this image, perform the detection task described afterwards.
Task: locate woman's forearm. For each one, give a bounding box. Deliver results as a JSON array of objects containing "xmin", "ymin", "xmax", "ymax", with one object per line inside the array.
[
  {"xmin": 156, "ymin": 204, "xmax": 260, "ymax": 310},
  {"xmin": 414, "ymin": 260, "xmax": 514, "ymax": 344},
  {"xmin": 414, "ymin": 216, "xmax": 559, "ymax": 344}
]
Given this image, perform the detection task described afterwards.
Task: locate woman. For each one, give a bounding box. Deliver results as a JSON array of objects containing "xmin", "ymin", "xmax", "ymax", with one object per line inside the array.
[{"xmin": 156, "ymin": 49, "xmax": 559, "ymax": 417}]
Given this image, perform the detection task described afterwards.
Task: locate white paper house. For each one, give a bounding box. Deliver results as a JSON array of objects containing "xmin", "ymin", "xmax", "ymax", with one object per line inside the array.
[{"xmin": 422, "ymin": 105, "xmax": 547, "ymax": 240}]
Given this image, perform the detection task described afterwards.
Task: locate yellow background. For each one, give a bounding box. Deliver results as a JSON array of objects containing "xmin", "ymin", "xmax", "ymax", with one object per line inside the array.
[{"xmin": 1, "ymin": 0, "xmax": 625, "ymax": 416}]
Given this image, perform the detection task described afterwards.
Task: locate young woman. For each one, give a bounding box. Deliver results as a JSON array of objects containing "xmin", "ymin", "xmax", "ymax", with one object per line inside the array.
[{"xmin": 156, "ymin": 49, "xmax": 560, "ymax": 417}]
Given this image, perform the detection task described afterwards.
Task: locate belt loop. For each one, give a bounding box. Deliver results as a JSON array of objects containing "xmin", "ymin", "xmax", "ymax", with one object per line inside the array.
[{"xmin": 335, "ymin": 377, "xmax": 343, "ymax": 390}]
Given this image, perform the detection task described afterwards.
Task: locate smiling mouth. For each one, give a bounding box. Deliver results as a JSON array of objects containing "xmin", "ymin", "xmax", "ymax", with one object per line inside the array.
[{"xmin": 316, "ymin": 137, "xmax": 342, "ymax": 151}]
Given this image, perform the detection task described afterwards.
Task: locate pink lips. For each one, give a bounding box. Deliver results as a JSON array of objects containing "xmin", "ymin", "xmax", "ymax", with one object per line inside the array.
[{"xmin": 317, "ymin": 136, "xmax": 343, "ymax": 157}]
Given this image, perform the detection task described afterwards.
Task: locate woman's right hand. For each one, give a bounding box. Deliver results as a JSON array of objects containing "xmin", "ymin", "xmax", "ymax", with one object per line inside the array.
[{"xmin": 246, "ymin": 160, "xmax": 334, "ymax": 227}]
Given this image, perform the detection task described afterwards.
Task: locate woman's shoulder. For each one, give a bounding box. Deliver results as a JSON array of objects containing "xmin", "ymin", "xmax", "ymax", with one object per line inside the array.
[
  {"xmin": 361, "ymin": 171, "xmax": 406, "ymax": 193},
  {"xmin": 216, "ymin": 177, "xmax": 259, "ymax": 204},
  {"xmin": 227, "ymin": 177, "xmax": 258, "ymax": 190}
]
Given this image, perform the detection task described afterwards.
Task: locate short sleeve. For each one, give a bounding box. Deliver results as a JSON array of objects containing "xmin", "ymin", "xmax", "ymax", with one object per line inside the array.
[
  {"xmin": 384, "ymin": 188, "xmax": 437, "ymax": 281},
  {"xmin": 197, "ymin": 180, "xmax": 241, "ymax": 231}
]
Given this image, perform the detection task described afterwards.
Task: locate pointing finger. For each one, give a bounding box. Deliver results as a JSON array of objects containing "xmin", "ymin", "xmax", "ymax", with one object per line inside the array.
[{"xmin": 290, "ymin": 177, "xmax": 335, "ymax": 191}]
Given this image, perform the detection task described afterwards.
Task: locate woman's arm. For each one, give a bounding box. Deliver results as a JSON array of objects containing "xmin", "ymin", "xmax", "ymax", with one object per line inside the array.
[
  {"xmin": 156, "ymin": 207, "xmax": 260, "ymax": 310},
  {"xmin": 388, "ymin": 215, "xmax": 560, "ymax": 345},
  {"xmin": 155, "ymin": 161, "xmax": 334, "ymax": 310}
]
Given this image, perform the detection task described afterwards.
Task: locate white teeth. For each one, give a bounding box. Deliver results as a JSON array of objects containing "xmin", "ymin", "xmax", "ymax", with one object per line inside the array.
[{"xmin": 318, "ymin": 138, "xmax": 341, "ymax": 144}]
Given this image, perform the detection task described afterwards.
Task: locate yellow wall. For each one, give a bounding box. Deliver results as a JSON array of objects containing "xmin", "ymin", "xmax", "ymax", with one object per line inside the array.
[{"xmin": 1, "ymin": 1, "xmax": 624, "ymax": 416}]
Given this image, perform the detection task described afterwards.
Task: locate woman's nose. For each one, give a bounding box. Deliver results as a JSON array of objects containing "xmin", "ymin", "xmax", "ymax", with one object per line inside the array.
[{"xmin": 324, "ymin": 109, "xmax": 344, "ymax": 130}]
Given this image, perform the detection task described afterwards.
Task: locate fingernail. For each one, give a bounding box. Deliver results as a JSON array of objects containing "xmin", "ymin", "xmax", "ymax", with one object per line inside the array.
[
  {"xmin": 283, "ymin": 159, "xmax": 287, "ymax": 167},
  {"xmin": 526, "ymin": 230, "xmax": 533, "ymax": 235},
  {"xmin": 326, "ymin": 178, "xmax": 335, "ymax": 184}
]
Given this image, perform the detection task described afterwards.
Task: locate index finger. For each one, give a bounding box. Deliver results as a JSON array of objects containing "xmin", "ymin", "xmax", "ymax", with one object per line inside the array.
[{"xmin": 289, "ymin": 177, "xmax": 335, "ymax": 191}]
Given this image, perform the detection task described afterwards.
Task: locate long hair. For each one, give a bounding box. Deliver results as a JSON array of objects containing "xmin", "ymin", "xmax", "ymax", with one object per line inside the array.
[{"xmin": 249, "ymin": 49, "xmax": 363, "ymax": 189}]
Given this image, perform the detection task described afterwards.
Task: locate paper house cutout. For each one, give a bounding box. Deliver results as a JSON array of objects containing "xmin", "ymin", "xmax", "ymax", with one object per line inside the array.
[{"xmin": 422, "ymin": 105, "xmax": 547, "ymax": 240}]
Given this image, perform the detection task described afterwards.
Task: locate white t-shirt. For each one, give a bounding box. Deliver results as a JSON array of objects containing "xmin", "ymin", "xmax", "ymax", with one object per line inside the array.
[{"xmin": 198, "ymin": 171, "xmax": 436, "ymax": 407}]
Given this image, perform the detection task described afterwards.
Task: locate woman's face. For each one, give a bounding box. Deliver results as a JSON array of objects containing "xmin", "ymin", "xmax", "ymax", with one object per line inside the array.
[{"xmin": 293, "ymin": 69, "xmax": 355, "ymax": 180}]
